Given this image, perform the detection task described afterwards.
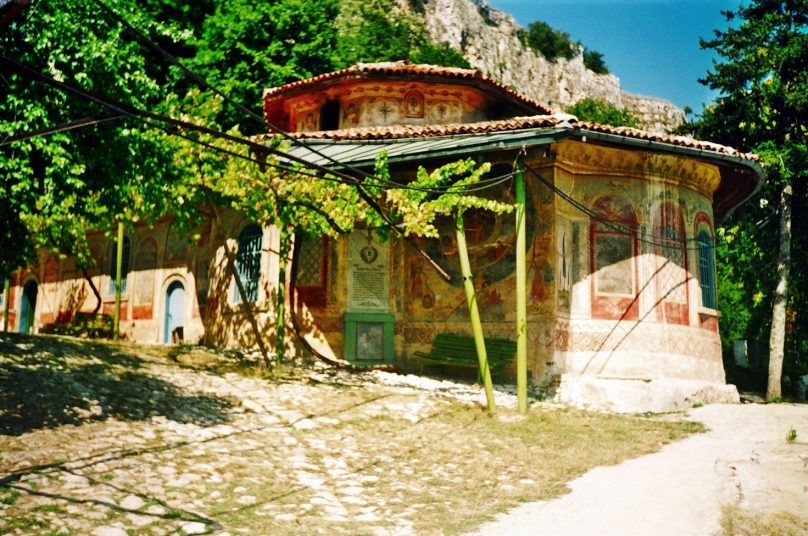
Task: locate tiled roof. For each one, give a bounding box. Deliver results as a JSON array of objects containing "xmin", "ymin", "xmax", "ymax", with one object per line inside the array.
[
  {"xmin": 281, "ymin": 114, "xmax": 759, "ymax": 162},
  {"xmin": 263, "ymin": 61, "xmax": 554, "ymax": 115}
]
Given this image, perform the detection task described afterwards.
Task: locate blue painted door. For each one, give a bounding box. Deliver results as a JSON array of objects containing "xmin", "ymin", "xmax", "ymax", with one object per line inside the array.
[
  {"xmin": 18, "ymin": 280, "xmax": 38, "ymax": 334},
  {"xmin": 164, "ymin": 281, "xmax": 185, "ymax": 343}
]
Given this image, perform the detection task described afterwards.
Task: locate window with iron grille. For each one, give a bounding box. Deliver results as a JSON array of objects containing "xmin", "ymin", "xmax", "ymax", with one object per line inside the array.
[
  {"xmin": 233, "ymin": 224, "xmax": 262, "ymax": 304},
  {"xmin": 296, "ymin": 237, "xmax": 328, "ymax": 307},
  {"xmin": 697, "ymin": 229, "xmax": 716, "ymax": 308},
  {"xmin": 298, "ymin": 238, "xmax": 324, "ymax": 286}
]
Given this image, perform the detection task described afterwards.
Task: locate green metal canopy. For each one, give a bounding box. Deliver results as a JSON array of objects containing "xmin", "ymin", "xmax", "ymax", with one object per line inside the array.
[{"xmin": 280, "ymin": 128, "xmax": 568, "ymax": 169}]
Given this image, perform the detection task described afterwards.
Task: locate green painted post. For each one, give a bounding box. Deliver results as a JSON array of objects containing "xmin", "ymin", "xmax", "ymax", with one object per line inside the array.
[
  {"xmin": 455, "ymin": 211, "xmax": 496, "ymax": 413},
  {"xmin": 515, "ymin": 160, "xmax": 528, "ymax": 413},
  {"xmin": 275, "ymin": 228, "xmax": 288, "ymax": 363},
  {"xmin": 2, "ymin": 278, "xmax": 10, "ymax": 332},
  {"xmin": 113, "ymin": 221, "xmax": 124, "ymax": 341}
]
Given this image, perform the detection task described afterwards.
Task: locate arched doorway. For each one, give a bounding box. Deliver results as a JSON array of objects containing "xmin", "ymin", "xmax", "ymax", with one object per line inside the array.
[
  {"xmin": 19, "ymin": 280, "xmax": 38, "ymax": 334},
  {"xmin": 164, "ymin": 281, "xmax": 185, "ymax": 343}
]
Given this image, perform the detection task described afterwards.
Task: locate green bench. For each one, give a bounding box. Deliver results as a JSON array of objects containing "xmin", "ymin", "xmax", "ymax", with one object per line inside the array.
[{"xmin": 414, "ymin": 333, "xmax": 517, "ymax": 382}]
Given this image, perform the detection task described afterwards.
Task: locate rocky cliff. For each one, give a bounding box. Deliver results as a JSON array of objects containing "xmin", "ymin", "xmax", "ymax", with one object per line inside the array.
[{"xmin": 401, "ymin": 0, "xmax": 684, "ymax": 133}]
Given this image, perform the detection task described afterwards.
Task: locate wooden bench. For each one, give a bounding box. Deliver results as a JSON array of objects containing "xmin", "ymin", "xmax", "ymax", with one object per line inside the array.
[{"xmin": 414, "ymin": 333, "xmax": 517, "ymax": 382}]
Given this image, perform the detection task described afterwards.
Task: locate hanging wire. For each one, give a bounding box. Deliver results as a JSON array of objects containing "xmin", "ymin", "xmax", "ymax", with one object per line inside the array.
[
  {"xmin": 89, "ymin": 0, "xmax": 389, "ymax": 183},
  {"xmin": 139, "ymin": 115, "xmax": 518, "ymax": 194},
  {"xmin": 524, "ymin": 163, "xmax": 735, "ymax": 252},
  {"xmin": 86, "ymin": 0, "xmax": 533, "ymax": 195}
]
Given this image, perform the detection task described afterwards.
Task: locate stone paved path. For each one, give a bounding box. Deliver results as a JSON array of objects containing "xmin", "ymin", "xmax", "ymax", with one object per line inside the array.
[
  {"xmin": 470, "ymin": 403, "xmax": 808, "ymax": 536},
  {"xmin": 0, "ymin": 337, "xmax": 521, "ymax": 535}
]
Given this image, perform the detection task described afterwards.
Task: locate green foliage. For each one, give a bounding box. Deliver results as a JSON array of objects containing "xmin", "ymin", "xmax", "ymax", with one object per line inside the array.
[
  {"xmin": 411, "ymin": 41, "xmax": 471, "ymax": 69},
  {"xmin": 694, "ymin": 1, "xmax": 808, "ymax": 387},
  {"xmin": 335, "ymin": 0, "xmax": 469, "ymax": 69},
  {"xmin": 191, "ymin": 0, "xmax": 342, "ymax": 134},
  {"xmin": 714, "ymin": 224, "xmax": 773, "ymax": 349},
  {"xmin": 786, "ymin": 426, "xmax": 797, "ymax": 442},
  {"xmin": 583, "ymin": 48, "xmax": 609, "ymax": 74},
  {"xmin": 0, "ymin": 0, "xmax": 187, "ymax": 278},
  {"xmin": 567, "ymin": 98, "xmax": 640, "ymax": 128},
  {"xmin": 385, "ymin": 159, "xmax": 514, "ymax": 238},
  {"xmin": 517, "ymin": 20, "xmax": 578, "ymax": 62}
]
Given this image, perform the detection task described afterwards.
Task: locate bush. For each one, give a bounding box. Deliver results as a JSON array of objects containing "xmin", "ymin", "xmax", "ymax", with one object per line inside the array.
[
  {"xmin": 517, "ymin": 20, "xmax": 578, "ymax": 62},
  {"xmin": 40, "ymin": 313, "xmax": 114, "ymax": 339},
  {"xmin": 567, "ymin": 98, "xmax": 640, "ymax": 128},
  {"xmin": 583, "ymin": 48, "xmax": 608, "ymax": 74},
  {"xmin": 337, "ymin": 0, "xmax": 469, "ymax": 69}
]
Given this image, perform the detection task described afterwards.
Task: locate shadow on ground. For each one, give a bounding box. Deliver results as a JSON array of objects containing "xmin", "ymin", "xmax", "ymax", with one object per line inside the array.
[{"xmin": 0, "ymin": 333, "xmax": 234, "ymax": 436}]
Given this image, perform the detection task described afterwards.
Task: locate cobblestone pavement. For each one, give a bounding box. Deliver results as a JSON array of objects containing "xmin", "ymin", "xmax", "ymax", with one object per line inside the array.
[{"xmin": 0, "ymin": 335, "xmax": 522, "ymax": 535}]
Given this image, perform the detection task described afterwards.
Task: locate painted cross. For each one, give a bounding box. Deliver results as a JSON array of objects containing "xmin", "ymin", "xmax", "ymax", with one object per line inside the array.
[{"xmin": 379, "ymin": 102, "xmax": 393, "ymax": 121}]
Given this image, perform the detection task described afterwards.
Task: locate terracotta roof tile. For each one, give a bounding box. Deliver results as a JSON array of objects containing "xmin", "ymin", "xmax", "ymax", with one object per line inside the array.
[
  {"xmin": 263, "ymin": 61, "xmax": 553, "ymax": 115},
  {"xmin": 279, "ymin": 114, "xmax": 758, "ymax": 162}
]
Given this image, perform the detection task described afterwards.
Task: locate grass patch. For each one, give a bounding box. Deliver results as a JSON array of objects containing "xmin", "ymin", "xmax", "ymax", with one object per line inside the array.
[
  {"xmin": 0, "ymin": 515, "xmax": 50, "ymax": 532},
  {"xmin": 32, "ymin": 504, "xmax": 68, "ymax": 515},
  {"xmin": 212, "ymin": 403, "xmax": 703, "ymax": 535},
  {"xmin": 0, "ymin": 488, "xmax": 21, "ymax": 505},
  {"xmin": 721, "ymin": 505, "xmax": 808, "ymax": 536}
]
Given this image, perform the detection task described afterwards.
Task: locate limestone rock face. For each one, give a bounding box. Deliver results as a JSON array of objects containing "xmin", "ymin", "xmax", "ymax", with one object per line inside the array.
[{"xmin": 399, "ymin": 0, "xmax": 685, "ymax": 133}]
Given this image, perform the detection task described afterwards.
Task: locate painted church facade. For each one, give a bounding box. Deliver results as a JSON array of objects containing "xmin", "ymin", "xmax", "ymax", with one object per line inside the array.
[{"xmin": 2, "ymin": 62, "xmax": 763, "ymax": 411}]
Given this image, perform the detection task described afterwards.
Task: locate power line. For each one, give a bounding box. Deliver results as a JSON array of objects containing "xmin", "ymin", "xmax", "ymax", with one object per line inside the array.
[
  {"xmin": 87, "ymin": 0, "xmax": 519, "ymax": 196},
  {"xmin": 0, "ymin": 113, "xmax": 124, "ymax": 146},
  {"xmin": 0, "ymin": 54, "xmax": 368, "ymax": 186},
  {"xmin": 143, "ymin": 115, "xmax": 517, "ymax": 194},
  {"xmin": 3, "ymin": 53, "xmax": 514, "ymax": 196},
  {"xmin": 87, "ymin": 0, "xmax": 382, "ymax": 182},
  {"xmin": 524, "ymin": 163, "xmax": 725, "ymax": 252}
]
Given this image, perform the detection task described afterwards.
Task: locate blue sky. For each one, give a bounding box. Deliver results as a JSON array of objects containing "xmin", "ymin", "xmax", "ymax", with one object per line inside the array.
[{"xmin": 486, "ymin": 0, "xmax": 742, "ymax": 112}]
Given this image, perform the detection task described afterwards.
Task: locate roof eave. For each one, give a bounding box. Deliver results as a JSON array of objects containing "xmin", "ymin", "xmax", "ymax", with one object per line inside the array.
[
  {"xmin": 272, "ymin": 124, "xmax": 764, "ymax": 220},
  {"xmin": 570, "ymin": 128, "xmax": 765, "ymax": 221}
]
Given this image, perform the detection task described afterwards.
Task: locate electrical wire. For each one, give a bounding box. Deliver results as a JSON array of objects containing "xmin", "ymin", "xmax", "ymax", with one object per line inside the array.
[
  {"xmin": 524, "ymin": 163, "xmax": 731, "ymax": 252},
  {"xmin": 89, "ymin": 0, "xmax": 378, "ymax": 181},
  {"xmin": 0, "ymin": 113, "xmax": 125, "ymax": 146},
  {"xmin": 86, "ymin": 0, "xmax": 521, "ymax": 195},
  {"xmin": 140, "ymin": 113, "xmax": 518, "ymax": 194}
]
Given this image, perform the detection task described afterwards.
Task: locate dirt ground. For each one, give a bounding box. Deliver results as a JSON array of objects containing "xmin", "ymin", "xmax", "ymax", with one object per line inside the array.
[{"xmin": 471, "ymin": 403, "xmax": 808, "ymax": 536}]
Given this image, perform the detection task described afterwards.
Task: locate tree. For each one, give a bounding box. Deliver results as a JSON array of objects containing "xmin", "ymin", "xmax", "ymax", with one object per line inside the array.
[
  {"xmin": 517, "ymin": 20, "xmax": 578, "ymax": 62},
  {"xmin": 0, "ymin": 0, "xmax": 188, "ymax": 282},
  {"xmin": 335, "ymin": 0, "xmax": 469, "ymax": 70},
  {"xmin": 190, "ymin": 0, "xmax": 342, "ymax": 134},
  {"xmin": 583, "ymin": 48, "xmax": 609, "ymax": 75},
  {"xmin": 696, "ymin": 1, "xmax": 807, "ymax": 400},
  {"xmin": 567, "ymin": 98, "xmax": 639, "ymax": 128}
]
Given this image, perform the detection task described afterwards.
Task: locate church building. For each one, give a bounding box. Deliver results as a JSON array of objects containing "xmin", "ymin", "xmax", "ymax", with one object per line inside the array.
[{"xmin": 3, "ymin": 62, "xmax": 763, "ymax": 411}]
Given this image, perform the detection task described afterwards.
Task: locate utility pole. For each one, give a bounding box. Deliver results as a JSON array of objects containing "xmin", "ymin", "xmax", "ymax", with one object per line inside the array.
[
  {"xmin": 515, "ymin": 159, "xmax": 528, "ymax": 413},
  {"xmin": 113, "ymin": 221, "xmax": 124, "ymax": 341},
  {"xmin": 2, "ymin": 278, "xmax": 9, "ymax": 332},
  {"xmin": 455, "ymin": 211, "xmax": 496, "ymax": 413}
]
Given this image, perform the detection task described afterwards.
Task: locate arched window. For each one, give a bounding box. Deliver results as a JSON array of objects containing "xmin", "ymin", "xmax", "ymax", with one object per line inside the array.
[
  {"xmin": 108, "ymin": 236, "xmax": 131, "ymax": 295},
  {"xmin": 654, "ymin": 203, "xmax": 688, "ymax": 325},
  {"xmin": 233, "ymin": 224, "xmax": 262, "ymax": 304},
  {"xmin": 590, "ymin": 196, "xmax": 639, "ymax": 320},
  {"xmin": 695, "ymin": 217, "xmax": 716, "ymax": 309}
]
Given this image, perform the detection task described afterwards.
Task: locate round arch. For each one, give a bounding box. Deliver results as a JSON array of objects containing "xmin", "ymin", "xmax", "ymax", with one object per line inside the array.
[
  {"xmin": 18, "ymin": 276, "xmax": 40, "ymax": 334},
  {"xmin": 159, "ymin": 274, "xmax": 188, "ymax": 344}
]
